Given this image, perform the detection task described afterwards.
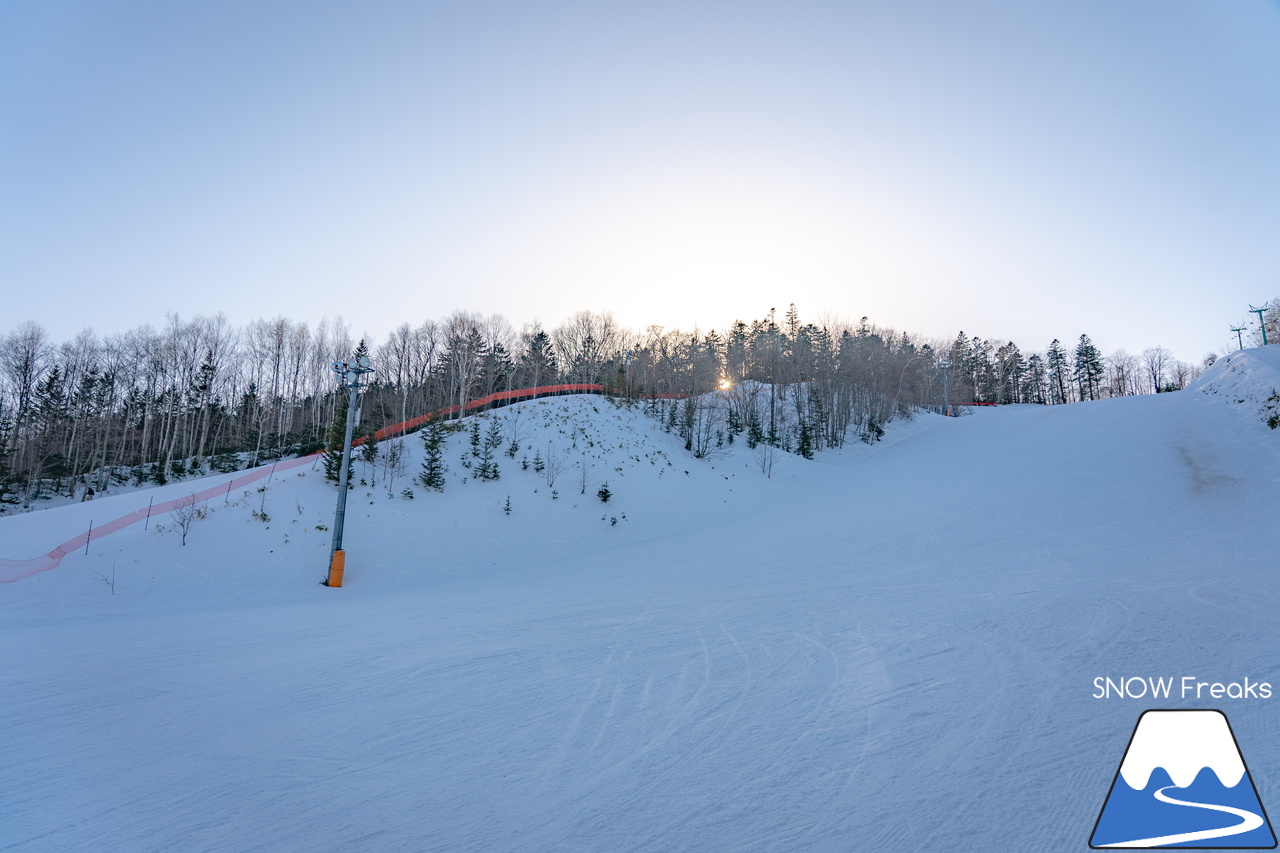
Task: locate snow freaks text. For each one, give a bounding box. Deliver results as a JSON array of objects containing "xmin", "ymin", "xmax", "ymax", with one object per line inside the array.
[{"xmin": 1093, "ymin": 677, "xmax": 1273, "ymax": 700}]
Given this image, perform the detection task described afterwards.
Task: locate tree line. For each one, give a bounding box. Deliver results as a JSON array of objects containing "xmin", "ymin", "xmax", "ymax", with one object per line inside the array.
[
  {"xmin": 944, "ymin": 332, "xmax": 1206, "ymax": 405},
  {"xmin": 0, "ymin": 305, "xmax": 1205, "ymax": 509}
]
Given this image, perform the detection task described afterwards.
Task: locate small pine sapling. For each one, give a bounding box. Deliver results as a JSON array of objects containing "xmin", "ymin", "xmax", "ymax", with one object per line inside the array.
[
  {"xmin": 418, "ymin": 419, "xmax": 447, "ymax": 491},
  {"xmin": 477, "ymin": 420, "xmax": 502, "ymax": 481}
]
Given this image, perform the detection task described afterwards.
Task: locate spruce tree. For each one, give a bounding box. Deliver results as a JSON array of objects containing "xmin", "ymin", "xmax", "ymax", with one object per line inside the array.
[
  {"xmin": 519, "ymin": 328, "xmax": 558, "ymax": 388},
  {"xmin": 797, "ymin": 417, "xmax": 814, "ymax": 459},
  {"xmin": 468, "ymin": 420, "xmax": 482, "ymax": 460},
  {"xmin": 807, "ymin": 387, "xmax": 825, "ymax": 451},
  {"xmin": 481, "ymin": 342, "xmax": 514, "ymax": 394},
  {"xmin": 323, "ymin": 394, "xmax": 353, "ymax": 483},
  {"xmin": 1073, "ymin": 334, "xmax": 1104, "ymax": 402},
  {"xmin": 1024, "ymin": 353, "xmax": 1047, "ymax": 404},
  {"xmin": 1046, "ymin": 339, "xmax": 1070, "ymax": 404},
  {"xmin": 476, "ymin": 419, "xmax": 502, "ymax": 480},
  {"xmin": 418, "ymin": 418, "xmax": 446, "ymax": 491},
  {"xmin": 726, "ymin": 405, "xmax": 742, "ymax": 444},
  {"xmin": 746, "ymin": 407, "xmax": 763, "ymax": 449}
]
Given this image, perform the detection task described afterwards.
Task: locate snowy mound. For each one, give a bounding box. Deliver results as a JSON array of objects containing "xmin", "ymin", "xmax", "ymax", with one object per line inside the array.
[
  {"xmin": 1118, "ymin": 710, "xmax": 1246, "ymax": 790},
  {"xmin": 0, "ymin": 393, "xmax": 813, "ymax": 594},
  {"xmin": 1187, "ymin": 346, "xmax": 1280, "ymax": 425}
]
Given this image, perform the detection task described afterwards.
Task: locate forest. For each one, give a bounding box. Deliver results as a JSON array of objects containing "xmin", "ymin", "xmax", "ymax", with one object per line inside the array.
[{"xmin": 0, "ymin": 304, "xmax": 1215, "ymax": 510}]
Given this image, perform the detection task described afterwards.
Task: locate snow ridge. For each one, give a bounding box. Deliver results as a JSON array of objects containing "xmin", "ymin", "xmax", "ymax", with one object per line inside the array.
[{"xmin": 1187, "ymin": 346, "xmax": 1280, "ymax": 425}]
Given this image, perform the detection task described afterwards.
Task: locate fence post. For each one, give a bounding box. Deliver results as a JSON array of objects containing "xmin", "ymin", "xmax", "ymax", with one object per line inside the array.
[
  {"xmin": 85, "ymin": 520, "xmax": 93, "ymax": 556},
  {"xmin": 143, "ymin": 496, "xmax": 154, "ymax": 530}
]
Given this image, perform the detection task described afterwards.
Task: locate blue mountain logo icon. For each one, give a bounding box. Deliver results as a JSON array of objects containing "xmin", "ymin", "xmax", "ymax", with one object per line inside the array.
[{"xmin": 1091, "ymin": 710, "xmax": 1276, "ymax": 848}]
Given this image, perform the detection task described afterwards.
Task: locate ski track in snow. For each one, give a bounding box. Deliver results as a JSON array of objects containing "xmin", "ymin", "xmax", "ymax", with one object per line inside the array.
[
  {"xmin": 3, "ymin": 354, "xmax": 1280, "ymax": 852},
  {"xmin": 1101, "ymin": 786, "xmax": 1264, "ymax": 847}
]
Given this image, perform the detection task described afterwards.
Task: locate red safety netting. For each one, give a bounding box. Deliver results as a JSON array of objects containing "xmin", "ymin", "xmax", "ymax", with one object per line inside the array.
[{"xmin": 0, "ymin": 383, "xmax": 607, "ymax": 583}]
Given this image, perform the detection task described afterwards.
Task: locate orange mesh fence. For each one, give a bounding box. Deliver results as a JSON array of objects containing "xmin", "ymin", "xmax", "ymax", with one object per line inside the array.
[
  {"xmin": 362, "ymin": 384, "xmax": 604, "ymax": 444},
  {"xmin": 0, "ymin": 382, "xmax": 609, "ymax": 583},
  {"xmin": 0, "ymin": 453, "xmax": 317, "ymax": 583}
]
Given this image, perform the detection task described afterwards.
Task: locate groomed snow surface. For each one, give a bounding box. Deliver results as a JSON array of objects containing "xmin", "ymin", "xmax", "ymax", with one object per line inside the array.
[{"xmin": 4, "ymin": 350, "xmax": 1280, "ymax": 852}]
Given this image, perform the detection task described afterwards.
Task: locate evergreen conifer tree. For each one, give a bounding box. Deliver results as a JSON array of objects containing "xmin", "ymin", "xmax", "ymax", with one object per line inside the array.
[
  {"xmin": 1073, "ymin": 334, "xmax": 1104, "ymax": 401},
  {"xmin": 1046, "ymin": 339, "xmax": 1070, "ymax": 404},
  {"xmin": 323, "ymin": 394, "xmax": 353, "ymax": 483},
  {"xmin": 418, "ymin": 418, "xmax": 446, "ymax": 491},
  {"xmin": 476, "ymin": 419, "xmax": 502, "ymax": 480},
  {"xmin": 746, "ymin": 407, "xmax": 763, "ymax": 449},
  {"xmin": 518, "ymin": 328, "xmax": 558, "ymax": 388},
  {"xmin": 1024, "ymin": 353, "xmax": 1047, "ymax": 404},
  {"xmin": 807, "ymin": 388, "xmax": 826, "ymax": 451},
  {"xmin": 797, "ymin": 417, "xmax": 814, "ymax": 459},
  {"xmin": 680, "ymin": 397, "xmax": 696, "ymax": 452}
]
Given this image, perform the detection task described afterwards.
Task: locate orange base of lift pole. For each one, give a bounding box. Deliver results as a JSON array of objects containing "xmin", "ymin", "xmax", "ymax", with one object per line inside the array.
[{"xmin": 326, "ymin": 550, "xmax": 345, "ymax": 588}]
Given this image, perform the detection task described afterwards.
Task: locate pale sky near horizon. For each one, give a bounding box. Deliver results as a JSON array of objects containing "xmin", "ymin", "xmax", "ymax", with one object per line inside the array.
[{"xmin": 2, "ymin": 1, "xmax": 1278, "ymax": 362}]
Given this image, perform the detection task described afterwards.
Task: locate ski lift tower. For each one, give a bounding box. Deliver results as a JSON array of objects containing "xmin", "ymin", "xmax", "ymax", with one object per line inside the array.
[
  {"xmin": 325, "ymin": 352, "xmax": 374, "ymax": 588},
  {"xmin": 1230, "ymin": 325, "xmax": 1246, "ymax": 351},
  {"xmin": 1249, "ymin": 304, "xmax": 1270, "ymax": 346}
]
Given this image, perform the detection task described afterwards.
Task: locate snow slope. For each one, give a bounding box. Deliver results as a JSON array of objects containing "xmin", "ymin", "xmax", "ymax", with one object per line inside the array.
[
  {"xmin": 3, "ymin": 356, "xmax": 1279, "ymax": 852},
  {"xmin": 1188, "ymin": 345, "xmax": 1280, "ymax": 428}
]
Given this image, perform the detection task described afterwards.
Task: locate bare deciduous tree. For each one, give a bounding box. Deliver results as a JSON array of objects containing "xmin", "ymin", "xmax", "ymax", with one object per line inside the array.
[
  {"xmin": 171, "ymin": 494, "xmax": 208, "ymax": 546},
  {"xmin": 543, "ymin": 443, "xmax": 568, "ymax": 489},
  {"xmin": 753, "ymin": 444, "xmax": 776, "ymax": 478}
]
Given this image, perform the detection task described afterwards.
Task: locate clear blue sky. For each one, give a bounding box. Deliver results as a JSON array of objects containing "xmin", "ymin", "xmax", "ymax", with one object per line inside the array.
[{"xmin": 2, "ymin": 1, "xmax": 1277, "ymax": 361}]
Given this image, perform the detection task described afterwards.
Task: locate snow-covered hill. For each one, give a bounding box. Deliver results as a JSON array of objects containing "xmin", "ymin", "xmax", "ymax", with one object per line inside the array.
[
  {"xmin": 3, "ymin": 355, "xmax": 1279, "ymax": 852},
  {"xmin": 1188, "ymin": 344, "xmax": 1280, "ymax": 428}
]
